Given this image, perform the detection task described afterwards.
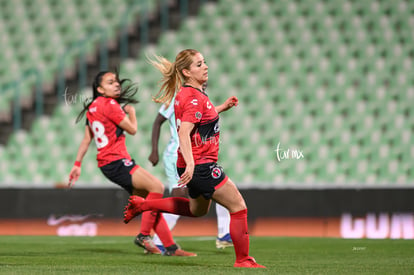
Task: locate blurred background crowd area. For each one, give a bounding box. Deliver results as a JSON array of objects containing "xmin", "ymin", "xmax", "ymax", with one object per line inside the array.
[{"xmin": 0, "ymin": 0, "xmax": 412, "ymax": 189}]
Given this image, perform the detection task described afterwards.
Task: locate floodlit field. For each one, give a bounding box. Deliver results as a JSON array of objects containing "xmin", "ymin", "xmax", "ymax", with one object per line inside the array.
[{"xmin": 0, "ymin": 236, "xmax": 413, "ymax": 274}]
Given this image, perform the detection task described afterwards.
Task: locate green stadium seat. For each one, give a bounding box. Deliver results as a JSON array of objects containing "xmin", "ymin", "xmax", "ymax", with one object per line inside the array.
[{"xmin": 1, "ymin": 0, "xmax": 413, "ymax": 188}]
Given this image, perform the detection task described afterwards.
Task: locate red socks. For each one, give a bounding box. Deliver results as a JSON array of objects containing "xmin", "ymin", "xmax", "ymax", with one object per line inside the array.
[
  {"xmin": 138, "ymin": 192, "xmax": 179, "ymax": 248},
  {"xmin": 141, "ymin": 197, "xmax": 195, "ymax": 217},
  {"xmin": 230, "ymin": 209, "xmax": 250, "ymax": 263},
  {"xmin": 153, "ymin": 213, "xmax": 175, "ymax": 247},
  {"xmin": 139, "ymin": 192, "xmax": 163, "ymax": 235}
]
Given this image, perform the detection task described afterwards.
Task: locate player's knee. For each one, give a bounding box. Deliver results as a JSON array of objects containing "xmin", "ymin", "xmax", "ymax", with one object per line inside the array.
[
  {"xmin": 146, "ymin": 180, "xmax": 164, "ymax": 194},
  {"xmin": 155, "ymin": 183, "xmax": 165, "ymax": 194},
  {"xmin": 228, "ymin": 198, "xmax": 247, "ymax": 213},
  {"xmin": 171, "ymin": 187, "xmax": 187, "ymax": 197}
]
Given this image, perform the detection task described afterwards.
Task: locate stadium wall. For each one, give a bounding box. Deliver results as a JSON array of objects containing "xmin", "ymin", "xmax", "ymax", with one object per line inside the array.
[{"xmin": 1, "ymin": 188, "xmax": 413, "ymax": 238}]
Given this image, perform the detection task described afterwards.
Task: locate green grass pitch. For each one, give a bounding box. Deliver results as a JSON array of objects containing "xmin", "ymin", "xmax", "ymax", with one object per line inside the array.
[{"xmin": 0, "ymin": 236, "xmax": 413, "ymax": 274}]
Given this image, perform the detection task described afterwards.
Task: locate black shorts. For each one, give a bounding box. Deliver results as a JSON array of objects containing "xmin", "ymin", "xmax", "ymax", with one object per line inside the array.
[
  {"xmin": 177, "ymin": 162, "xmax": 228, "ymax": 200},
  {"xmin": 100, "ymin": 158, "xmax": 139, "ymax": 194}
]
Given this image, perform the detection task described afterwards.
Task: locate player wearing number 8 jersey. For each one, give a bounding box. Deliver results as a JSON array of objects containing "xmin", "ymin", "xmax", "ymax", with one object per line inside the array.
[
  {"xmin": 68, "ymin": 71, "xmax": 195, "ymax": 257},
  {"xmin": 87, "ymin": 96, "xmax": 131, "ymax": 167}
]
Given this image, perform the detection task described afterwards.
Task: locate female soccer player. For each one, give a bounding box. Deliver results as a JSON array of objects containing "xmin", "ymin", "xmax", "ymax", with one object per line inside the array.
[
  {"xmin": 68, "ymin": 71, "xmax": 195, "ymax": 257},
  {"xmin": 148, "ymin": 83, "xmax": 233, "ymax": 252},
  {"xmin": 124, "ymin": 49, "xmax": 265, "ymax": 268}
]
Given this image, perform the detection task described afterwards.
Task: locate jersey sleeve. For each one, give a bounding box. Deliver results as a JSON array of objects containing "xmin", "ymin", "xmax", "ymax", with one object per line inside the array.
[
  {"xmin": 180, "ymin": 94, "xmax": 204, "ymax": 124},
  {"xmin": 159, "ymin": 100, "xmax": 174, "ymax": 120},
  {"xmin": 106, "ymin": 99, "xmax": 126, "ymax": 125}
]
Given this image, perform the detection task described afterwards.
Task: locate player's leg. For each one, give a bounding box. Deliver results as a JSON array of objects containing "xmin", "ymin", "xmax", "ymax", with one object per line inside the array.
[
  {"xmin": 125, "ymin": 191, "xmax": 211, "ymax": 217},
  {"xmin": 152, "ymin": 154, "xmax": 184, "ymax": 252},
  {"xmin": 130, "ymin": 166, "xmax": 165, "ymax": 254},
  {"xmin": 131, "ymin": 167, "xmax": 196, "ymax": 256},
  {"xmin": 215, "ymin": 202, "xmax": 233, "ymax": 249},
  {"xmin": 162, "ymin": 187, "xmax": 187, "ymax": 223},
  {"xmin": 125, "ymin": 162, "xmax": 224, "ymax": 219},
  {"xmin": 160, "ymin": 192, "xmax": 208, "ymax": 256},
  {"xmin": 99, "ymin": 160, "xmax": 162, "ymax": 254},
  {"xmin": 212, "ymin": 179, "xmax": 265, "ymax": 268},
  {"xmin": 131, "ymin": 166, "xmax": 164, "ymax": 240},
  {"xmin": 152, "ymin": 187, "xmax": 188, "ymax": 252}
]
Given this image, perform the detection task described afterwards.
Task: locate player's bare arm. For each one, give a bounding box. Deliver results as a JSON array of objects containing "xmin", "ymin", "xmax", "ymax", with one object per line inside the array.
[
  {"xmin": 148, "ymin": 113, "xmax": 167, "ymax": 166},
  {"xmin": 215, "ymin": 96, "xmax": 239, "ymax": 113},
  {"xmin": 119, "ymin": 105, "xmax": 137, "ymax": 135},
  {"xmin": 178, "ymin": 121, "xmax": 195, "ymax": 186},
  {"xmin": 68, "ymin": 125, "xmax": 93, "ymax": 186}
]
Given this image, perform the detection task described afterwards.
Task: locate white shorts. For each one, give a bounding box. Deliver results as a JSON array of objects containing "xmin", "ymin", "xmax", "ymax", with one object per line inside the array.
[{"xmin": 162, "ymin": 153, "xmax": 179, "ymax": 193}]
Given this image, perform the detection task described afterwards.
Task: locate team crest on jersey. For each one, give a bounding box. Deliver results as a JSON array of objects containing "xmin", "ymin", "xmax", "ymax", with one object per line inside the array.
[
  {"xmin": 211, "ymin": 166, "xmax": 222, "ymax": 179},
  {"xmin": 122, "ymin": 159, "xmax": 133, "ymax": 167},
  {"xmin": 195, "ymin": 112, "xmax": 202, "ymax": 119}
]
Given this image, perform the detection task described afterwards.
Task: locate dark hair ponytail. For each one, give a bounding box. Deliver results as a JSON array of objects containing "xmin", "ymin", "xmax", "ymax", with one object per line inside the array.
[{"xmin": 76, "ymin": 70, "xmax": 139, "ymax": 123}]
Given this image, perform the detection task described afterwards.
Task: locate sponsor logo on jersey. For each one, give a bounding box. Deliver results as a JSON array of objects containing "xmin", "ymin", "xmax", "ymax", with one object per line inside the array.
[
  {"xmin": 214, "ymin": 121, "xmax": 220, "ymax": 133},
  {"xmin": 206, "ymin": 101, "xmax": 212, "ymax": 109},
  {"xmin": 191, "ymin": 99, "xmax": 198, "ymax": 105},
  {"xmin": 89, "ymin": 107, "xmax": 97, "ymax": 113},
  {"xmin": 110, "ymin": 99, "xmax": 116, "ymax": 105}
]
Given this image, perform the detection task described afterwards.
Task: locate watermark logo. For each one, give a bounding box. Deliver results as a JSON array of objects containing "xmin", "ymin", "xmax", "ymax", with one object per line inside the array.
[
  {"xmin": 274, "ymin": 142, "xmax": 304, "ymax": 161},
  {"xmin": 63, "ymin": 87, "xmax": 91, "ymax": 106}
]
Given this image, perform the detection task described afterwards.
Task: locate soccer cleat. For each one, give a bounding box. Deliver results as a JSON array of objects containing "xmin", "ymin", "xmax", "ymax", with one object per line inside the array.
[
  {"xmin": 164, "ymin": 249, "xmax": 197, "ymax": 257},
  {"xmin": 216, "ymin": 233, "xmax": 233, "ymax": 249},
  {"xmin": 234, "ymin": 257, "xmax": 266, "ymax": 268},
  {"xmin": 134, "ymin": 234, "xmax": 162, "ymax": 255},
  {"xmin": 124, "ymin": 196, "xmax": 145, "ymax": 224},
  {"xmin": 156, "ymin": 244, "xmax": 166, "ymax": 254},
  {"xmin": 164, "ymin": 244, "xmax": 197, "ymax": 257}
]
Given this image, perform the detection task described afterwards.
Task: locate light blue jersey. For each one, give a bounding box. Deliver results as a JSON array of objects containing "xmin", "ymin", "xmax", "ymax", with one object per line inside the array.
[{"xmin": 159, "ymin": 98, "xmax": 179, "ymax": 191}]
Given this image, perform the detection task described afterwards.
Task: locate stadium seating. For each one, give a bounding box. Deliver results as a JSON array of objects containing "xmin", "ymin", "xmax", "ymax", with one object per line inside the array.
[
  {"xmin": 0, "ymin": 0, "xmax": 155, "ymax": 114},
  {"xmin": 1, "ymin": 0, "xmax": 413, "ymax": 188}
]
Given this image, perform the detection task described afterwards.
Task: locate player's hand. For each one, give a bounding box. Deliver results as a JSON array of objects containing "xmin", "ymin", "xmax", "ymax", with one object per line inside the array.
[
  {"xmin": 222, "ymin": 96, "xmax": 238, "ymax": 112},
  {"xmin": 123, "ymin": 104, "xmax": 135, "ymax": 115},
  {"xmin": 148, "ymin": 151, "xmax": 159, "ymax": 166},
  {"xmin": 178, "ymin": 164, "xmax": 194, "ymax": 187},
  {"xmin": 68, "ymin": 166, "xmax": 81, "ymax": 187}
]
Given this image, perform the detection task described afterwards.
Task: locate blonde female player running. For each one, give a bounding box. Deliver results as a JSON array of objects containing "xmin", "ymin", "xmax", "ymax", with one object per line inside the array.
[
  {"xmin": 124, "ymin": 49, "xmax": 265, "ymax": 268},
  {"xmin": 148, "ymin": 83, "xmax": 233, "ymax": 252}
]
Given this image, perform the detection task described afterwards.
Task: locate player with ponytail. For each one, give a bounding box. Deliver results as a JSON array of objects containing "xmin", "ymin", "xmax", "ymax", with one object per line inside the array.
[
  {"xmin": 125, "ymin": 50, "xmax": 265, "ymax": 268},
  {"xmin": 69, "ymin": 70, "xmax": 196, "ymax": 257}
]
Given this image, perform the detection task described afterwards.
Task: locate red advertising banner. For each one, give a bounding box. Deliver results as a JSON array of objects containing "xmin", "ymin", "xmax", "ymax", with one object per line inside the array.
[{"xmin": 1, "ymin": 213, "xmax": 412, "ymax": 238}]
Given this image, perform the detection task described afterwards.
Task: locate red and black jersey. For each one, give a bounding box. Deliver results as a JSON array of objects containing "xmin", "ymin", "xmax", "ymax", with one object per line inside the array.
[
  {"xmin": 86, "ymin": 96, "xmax": 131, "ymax": 167},
  {"xmin": 174, "ymin": 85, "xmax": 220, "ymax": 168}
]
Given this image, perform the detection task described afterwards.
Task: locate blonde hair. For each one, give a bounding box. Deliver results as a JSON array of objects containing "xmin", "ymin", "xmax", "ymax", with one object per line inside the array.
[{"xmin": 149, "ymin": 49, "xmax": 199, "ymax": 107}]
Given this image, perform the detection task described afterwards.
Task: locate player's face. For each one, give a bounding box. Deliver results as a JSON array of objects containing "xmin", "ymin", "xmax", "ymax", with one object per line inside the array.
[
  {"xmin": 97, "ymin": 73, "xmax": 121, "ymax": 98},
  {"xmin": 185, "ymin": 53, "xmax": 208, "ymax": 86}
]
